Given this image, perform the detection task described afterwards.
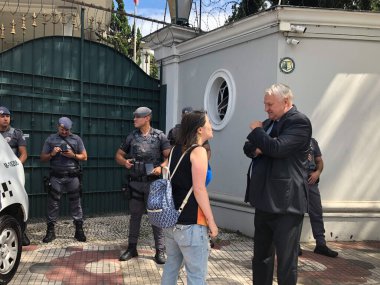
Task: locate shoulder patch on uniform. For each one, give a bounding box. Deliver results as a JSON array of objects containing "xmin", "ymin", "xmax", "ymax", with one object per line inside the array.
[
  {"xmin": 13, "ymin": 128, "xmax": 23, "ymax": 135},
  {"xmin": 152, "ymin": 128, "xmax": 163, "ymax": 134},
  {"xmin": 151, "ymin": 128, "xmax": 164, "ymax": 138}
]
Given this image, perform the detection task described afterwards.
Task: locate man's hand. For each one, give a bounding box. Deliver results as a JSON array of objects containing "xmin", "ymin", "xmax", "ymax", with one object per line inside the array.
[
  {"xmin": 255, "ymin": 148, "xmax": 263, "ymax": 156},
  {"xmin": 308, "ymin": 171, "xmax": 320, "ymax": 185},
  {"xmin": 51, "ymin": 146, "xmax": 62, "ymax": 157},
  {"xmin": 250, "ymin": 121, "xmax": 263, "ymax": 130},
  {"xmin": 61, "ymin": 149, "xmax": 76, "ymax": 159},
  {"xmin": 125, "ymin": 159, "xmax": 134, "ymax": 169}
]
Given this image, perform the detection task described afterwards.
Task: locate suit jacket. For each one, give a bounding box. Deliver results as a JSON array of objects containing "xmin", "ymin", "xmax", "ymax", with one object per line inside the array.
[{"xmin": 246, "ymin": 106, "xmax": 312, "ymax": 215}]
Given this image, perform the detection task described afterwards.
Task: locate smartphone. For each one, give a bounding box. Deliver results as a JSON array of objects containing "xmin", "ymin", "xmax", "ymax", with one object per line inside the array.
[
  {"xmin": 60, "ymin": 143, "xmax": 69, "ymax": 152},
  {"xmin": 145, "ymin": 163, "xmax": 154, "ymax": 175}
]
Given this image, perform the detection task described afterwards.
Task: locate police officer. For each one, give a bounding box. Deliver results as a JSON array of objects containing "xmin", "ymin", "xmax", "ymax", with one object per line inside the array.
[
  {"xmin": 167, "ymin": 106, "xmax": 211, "ymax": 159},
  {"xmin": 0, "ymin": 106, "xmax": 30, "ymax": 246},
  {"xmin": 167, "ymin": 106, "xmax": 193, "ymax": 145},
  {"xmin": 300, "ymin": 138, "xmax": 338, "ymax": 257},
  {"xmin": 115, "ymin": 107, "xmax": 171, "ymax": 264},
  {"xmin": 40, "ymin": 117, "xmax": 87, "ymax": 243}
]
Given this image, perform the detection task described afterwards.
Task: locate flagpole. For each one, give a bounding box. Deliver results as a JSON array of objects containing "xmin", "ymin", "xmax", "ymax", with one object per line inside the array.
[{"xmin": 133, "ymin": 2, "xmax": 137, "ymax": 63}]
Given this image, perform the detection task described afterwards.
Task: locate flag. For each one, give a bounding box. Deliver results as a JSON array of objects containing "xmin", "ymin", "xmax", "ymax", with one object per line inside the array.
[{"xmin": 134, "ymin": 0, "xmax": 139, "ymax": 5}]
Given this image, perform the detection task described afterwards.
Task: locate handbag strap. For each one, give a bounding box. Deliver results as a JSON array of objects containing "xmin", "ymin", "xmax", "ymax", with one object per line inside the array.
[
  {"xmin": 167, "ymin": 144, "xmax": 199, "ymax": 213},
  {"xmin": 178, "ymin": 186, "xmax": 193, "ymax": 213},
  {"xmin": 168, "ymin": 144, "xmax": 198, "ymax": 180}
]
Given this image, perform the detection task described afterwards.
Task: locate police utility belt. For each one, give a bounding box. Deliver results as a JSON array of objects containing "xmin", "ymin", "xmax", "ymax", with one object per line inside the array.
[
  {"xmin": 128, "ymin": 161, "xmax": 157, "ymax": 182},
  {"xmin": 50, "ymin": 169, "xmax": 81, "ymax": 178},
  {"xmin": 129, "ymin": 176, "xmax": 157, "ymax": 182}
]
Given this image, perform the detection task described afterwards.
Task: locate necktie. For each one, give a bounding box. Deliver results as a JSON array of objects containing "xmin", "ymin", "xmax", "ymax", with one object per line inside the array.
[{"xmin": 269, "ymin": 121, "xmax": 278, "ymax": 138}]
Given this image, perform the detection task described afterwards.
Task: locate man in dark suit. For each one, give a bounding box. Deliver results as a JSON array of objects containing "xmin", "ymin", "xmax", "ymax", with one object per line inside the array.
[{"xmin": 243, "ymin": 83, "xmax": 312, "ymax": 285}]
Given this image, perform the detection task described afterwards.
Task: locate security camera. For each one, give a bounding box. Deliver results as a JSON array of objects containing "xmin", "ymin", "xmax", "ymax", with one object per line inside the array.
[
  {"xmin": 286, "ymin": 38, "xmax": 300, "ymax": 45},
  {"xmin": 259, "ymin": 0, "xmax": 273, "ymax": 11},
  {"xmin": 290, "ymin": 25, "xmax": 307, "ymax": 33},
  {"xmin": 263, "ymin": 0, "xmax": 273, "ymax": 9}
]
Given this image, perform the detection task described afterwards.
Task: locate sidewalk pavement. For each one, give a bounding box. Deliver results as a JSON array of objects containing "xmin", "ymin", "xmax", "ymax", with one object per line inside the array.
[{"xmin": 10, "ymin": 215, "xmax": 380, "ymax": 285}]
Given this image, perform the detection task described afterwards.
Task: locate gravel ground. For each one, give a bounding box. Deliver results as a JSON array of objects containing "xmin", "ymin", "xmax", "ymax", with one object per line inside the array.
[{"xmin": 26, "ymin": 214, "xmax": 252, "ymax": 247}]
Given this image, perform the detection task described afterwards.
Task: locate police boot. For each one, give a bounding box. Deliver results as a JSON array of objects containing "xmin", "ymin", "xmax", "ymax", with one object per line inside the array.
[
  {"xmin": 42, "ymin": 223, "xmax": 56, "ymax": 243},
  {"xmin": 74, "ymin": 220, "xmax": 87, "ymax": 242},
  {"xmin": 154, "ymin": 249, "xmax": 166, "ymax": 264},
  {"xmin": 119, "ymin": 243, "xmax": 138, "ymax": 261}
]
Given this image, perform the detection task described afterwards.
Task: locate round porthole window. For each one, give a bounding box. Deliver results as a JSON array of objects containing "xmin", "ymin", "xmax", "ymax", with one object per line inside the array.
[{"xmin": 204, "ymin": 69, "xmax": 236, "ymax": 130}]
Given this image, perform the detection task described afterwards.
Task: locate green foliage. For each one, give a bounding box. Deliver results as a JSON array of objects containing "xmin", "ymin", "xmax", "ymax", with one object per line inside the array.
[
  {"xmin": 228, "ymin": 0, "xmax": 380, "ymax": 22},
  {"xmin": 371, "ymin": 0, "xmax": 380, "ymax": 10},
  {"xmin": 150, "ymin": 55, "xmax": 159, "ymax": 79},
  {"xmin": 102, "ymin": 0, "xmax": 142, "ymax": 60},
  {"xmin": 228, "ymin": 0, "xmax": 261, "ymax": 23},
  {"xmin": 99, "ymin": 0, "xmax": 159, "ymax": 77}
]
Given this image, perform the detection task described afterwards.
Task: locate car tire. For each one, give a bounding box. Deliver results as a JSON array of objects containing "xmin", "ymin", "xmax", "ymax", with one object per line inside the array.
[{"xmin": 0, "ymin": 215, "xmax": 22, "ymax": 284}]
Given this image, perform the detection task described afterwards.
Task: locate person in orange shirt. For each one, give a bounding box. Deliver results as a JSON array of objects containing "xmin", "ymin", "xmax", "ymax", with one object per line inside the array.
[{"xmin": 161, "ymin": 110, "xmax": 218, "ymax": 285}]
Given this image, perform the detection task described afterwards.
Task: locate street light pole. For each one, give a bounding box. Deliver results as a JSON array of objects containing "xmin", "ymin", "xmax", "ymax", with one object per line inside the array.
[
  {"xmin": 133, "ymin": 4, "xmax": 137, "ymax": 63},
  {"xmin": 199, "ymin": 0, "xmax": 202, "ymax": 31}
]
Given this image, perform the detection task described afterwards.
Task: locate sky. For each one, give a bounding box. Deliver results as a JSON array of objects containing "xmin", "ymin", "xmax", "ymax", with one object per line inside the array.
[
  {"xmin": 115, "ymin": 0, "xmax": 232, "ymax": 36},
  {"xmin": 116, "ymin": 0, "xmax": 175, "ymax": 35},
  {"xmin": 118, "ymin": 0, "xmax": 169, "ymax": 24},
  {"xmin": 122, "ymin": 0, "xmax": 167, "ymax": 12}
]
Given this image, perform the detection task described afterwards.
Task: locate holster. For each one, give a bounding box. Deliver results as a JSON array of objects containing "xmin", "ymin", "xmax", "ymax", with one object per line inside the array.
[
  {"xmin": 122, "ymin": 176, "xmax": 150, "ymax": 202},
  {"xmin": 43, "ymin": 176, "xmax": 52, "ymax": 193},
  {"xmin": 78, "ymin": 169, "xmax": 83, "ymax": 197},
  {"xmin": 121, "ymin": 181, "xmax": 132, "ymax": 200}
]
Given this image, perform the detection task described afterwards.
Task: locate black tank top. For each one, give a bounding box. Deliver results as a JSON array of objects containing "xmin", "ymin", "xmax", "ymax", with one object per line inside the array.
[{"xmin": 169, "ymin": 145, "xmax": 207, "ymax": 226}]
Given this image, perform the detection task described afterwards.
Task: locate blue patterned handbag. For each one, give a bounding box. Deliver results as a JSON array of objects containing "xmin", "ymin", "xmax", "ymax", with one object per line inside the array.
[{"xmin": 147, "ymin": 146, "xmax": 194, "ymax": 228}]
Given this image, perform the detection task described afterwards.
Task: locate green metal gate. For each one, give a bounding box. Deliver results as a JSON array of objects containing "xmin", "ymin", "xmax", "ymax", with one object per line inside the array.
[{"xmin": 0, "ymin": 36, "xmax": 166, "ymax": 218}]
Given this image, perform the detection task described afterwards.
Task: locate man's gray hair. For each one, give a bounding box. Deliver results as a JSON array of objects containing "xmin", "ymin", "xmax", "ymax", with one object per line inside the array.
[{"xmin": 265, "ymin": 83, "xmax": 294, "ymax": 101}]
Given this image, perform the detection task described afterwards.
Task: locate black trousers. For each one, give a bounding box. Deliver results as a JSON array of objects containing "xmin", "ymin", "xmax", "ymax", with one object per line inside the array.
[
  {"xmin": 308, "ymin": 183, "xmax": 326, "ymax": 246},
  {"xmin": 253, "ymin": 209, "xmax": 304, "ymax": 285}
]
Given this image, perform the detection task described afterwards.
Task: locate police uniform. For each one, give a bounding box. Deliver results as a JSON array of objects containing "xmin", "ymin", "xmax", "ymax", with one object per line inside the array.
[
  {"xmin": 1, "ymin": 127, "xmax": 26, "ymax": 156},
  {"xmin": 41, "ymin": 117, "xmax": 86, "ymax": 242},
  {"xmin": 120, "ymin": 128, "xmax": 170, "ymax": 250},
  {"xmin": 42, "ymin": 132, "xmax": 85, "ymax": 222},
  {"xmin": 0, "ymin": 106, "xmax": 30, "ymax": 246},
  {"xmin": 167, "ymin": 106, "xmax": 193, "ymax": 146},
  {"xmin": 167, "ymin": 123, "xmax": 181, "ymax": 145},
  {"xmin": 307, "ymin": 138, "xmax": 326, "ymax": 245},
  {"xmin": 118, "ymin": 107, "xmax": 171, "ymax": 263},
  {"xmin": 307, "ymin": 138, "xmax": 338, "ymax": 257}
]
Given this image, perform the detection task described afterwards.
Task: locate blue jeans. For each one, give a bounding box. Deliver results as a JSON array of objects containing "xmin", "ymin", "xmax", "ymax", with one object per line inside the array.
[{"xmin": 161, "ymin": 224, "xmax": 209, "ymax": 285}]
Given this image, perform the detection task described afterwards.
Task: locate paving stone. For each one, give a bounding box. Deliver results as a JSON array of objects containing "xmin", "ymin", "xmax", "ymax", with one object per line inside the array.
[{"xmin": 8, "ymin": 214, "xmax": 380, "ymax": 284}]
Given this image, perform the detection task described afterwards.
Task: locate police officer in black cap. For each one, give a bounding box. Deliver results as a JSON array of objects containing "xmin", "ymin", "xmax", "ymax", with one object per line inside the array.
[
  {"xmin": 167, "ymin": 106, "xmax": 211, "ymax": 159},
  {"xmin": 167, "ymin": 106, "xmax": 193, "ymax": 145},
  {"xmin": 115, "ymin": 107, "xmax": 171, "ymax": 264},
  {"xmin": 0, "ymin": 106, "xmax": 30, "ymax": 246},
  {"xmin": 40, "ymin": 117, "xmax": 88, "ymax": 243}
]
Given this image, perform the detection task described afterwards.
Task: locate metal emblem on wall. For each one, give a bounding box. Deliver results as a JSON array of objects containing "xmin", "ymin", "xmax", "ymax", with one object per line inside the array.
[{"xmin": 279, "ymin": 57, "xmax": 295, "ymax": 74}]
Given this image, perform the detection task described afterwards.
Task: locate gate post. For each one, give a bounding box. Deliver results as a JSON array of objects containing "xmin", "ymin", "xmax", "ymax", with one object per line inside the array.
[{"xmin": 80, "ymin": 7, "xmax": 85, "ymax": 138}]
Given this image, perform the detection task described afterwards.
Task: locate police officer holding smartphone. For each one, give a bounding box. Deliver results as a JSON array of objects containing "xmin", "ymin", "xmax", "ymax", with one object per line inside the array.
[{"xmin": 40, "ymin": 117, "xmax": 88, "ymax": 243}]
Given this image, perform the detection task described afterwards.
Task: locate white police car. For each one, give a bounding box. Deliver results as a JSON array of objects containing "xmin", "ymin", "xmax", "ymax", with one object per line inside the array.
[{"xmin": 0, "ymin": 135, "xmax": 29, "ymax": 284}]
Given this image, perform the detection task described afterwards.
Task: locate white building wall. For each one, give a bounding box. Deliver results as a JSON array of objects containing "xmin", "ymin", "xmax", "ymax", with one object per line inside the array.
[
  {"xmin": 150, "ymin": 7, "xmax": 380, "ymax": 241},
  {"xmin": 276, "ymin": 34, "xmax": 380, "ymax": 241},
  {"xmin": 178, "ymin": 33, "xmax": 279, "ymax": 213}
]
